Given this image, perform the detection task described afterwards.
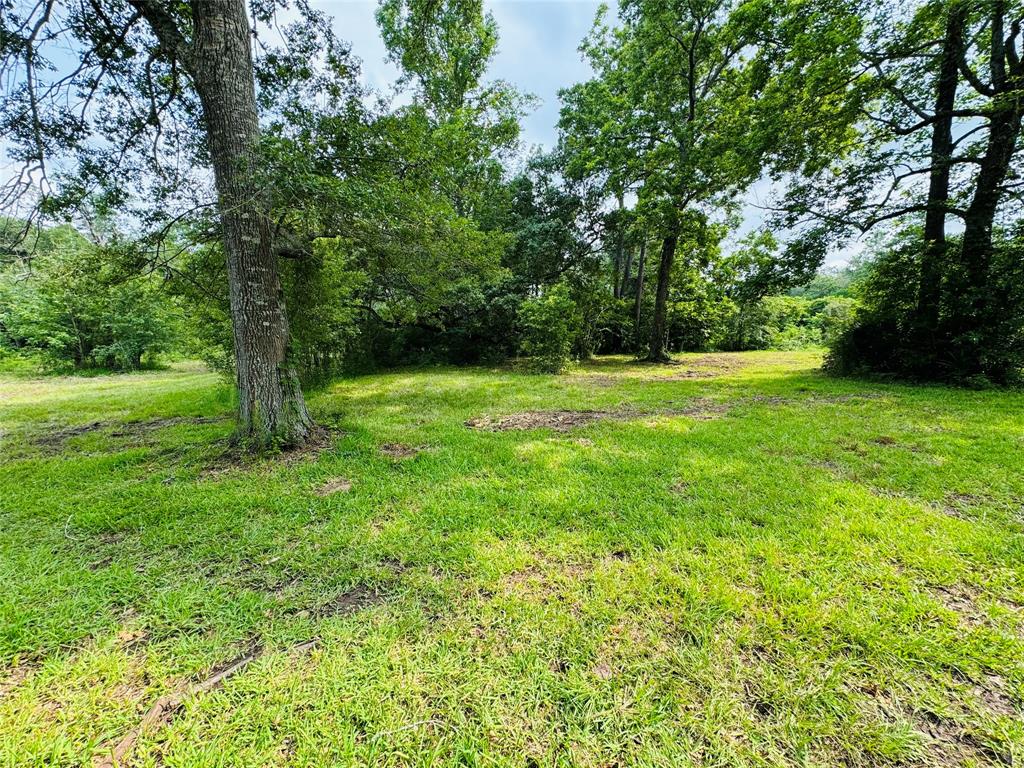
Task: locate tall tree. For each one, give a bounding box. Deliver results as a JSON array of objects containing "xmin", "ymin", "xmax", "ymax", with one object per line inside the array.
[
  {"xmin": 560, "ymin": 0, "xmax": 865, "ymax": 360},
  {"xmin": 376, "ymin": 0, "xmax": 527, "ymax": 219},
  {"xmin": 778, "ymin": 0, "xmax": 1024, "ymax": 378},
  {"xmin": 0, "ymin": 0, "xmax": 346, "ymax": 447}
]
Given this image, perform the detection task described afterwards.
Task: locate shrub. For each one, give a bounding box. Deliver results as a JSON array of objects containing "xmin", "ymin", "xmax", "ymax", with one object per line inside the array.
[
  {"xmin": 518, "ymin": 284, "xmax": 578, "ymax": 373},
  {"xmin": 825, "ymin": 232, "xmax": 1024, "ymax": 384},
  {"xmin": 722, "ymin": 295, "xmax": 851, "ymax": 351}
]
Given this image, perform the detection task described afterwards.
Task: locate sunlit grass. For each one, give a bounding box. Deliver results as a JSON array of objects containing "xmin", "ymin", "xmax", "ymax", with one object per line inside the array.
[{"xmin": 1, "ymin": 351, "xmax": 1021, "ymax": 766}]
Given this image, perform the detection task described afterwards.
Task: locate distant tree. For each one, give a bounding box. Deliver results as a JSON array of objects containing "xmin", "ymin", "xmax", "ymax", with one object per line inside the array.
[{"xmin": 0, "ymin": 225, "xmax": 177, "ymax": 370}]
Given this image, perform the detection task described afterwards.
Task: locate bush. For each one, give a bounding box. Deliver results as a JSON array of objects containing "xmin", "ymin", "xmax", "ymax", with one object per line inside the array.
[
  {"xmin": 722, "ymin": 295, "xmax": 852, "ymax": 351},
  {"xmin": 825, "ymin": 232, "xmax": 1024, "ymax": 384},
  {"xmin": 518, "ymin": 284, "xmax": 578, "ymax": 373},
  {"xmin": 810, "ymin": 297, "xmax": 858, "ymax": 345}
]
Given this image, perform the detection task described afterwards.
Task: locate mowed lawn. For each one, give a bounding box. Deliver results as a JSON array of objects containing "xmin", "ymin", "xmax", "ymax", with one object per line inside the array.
[{"xmin": 1, "ymin": 352, "xmax": 1022, "ymax": 768}]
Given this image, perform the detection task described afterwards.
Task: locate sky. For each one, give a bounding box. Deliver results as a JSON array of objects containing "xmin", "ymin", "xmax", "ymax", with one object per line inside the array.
[{"xmin": 313, "ymin": 0, "xmax": 604, "ymax": 151}]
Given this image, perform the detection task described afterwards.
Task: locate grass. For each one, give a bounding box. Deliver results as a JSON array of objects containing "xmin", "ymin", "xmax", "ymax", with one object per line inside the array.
[{"xmin": 0, "ymin": 351, "xmax": 1022, "ymax": 767}]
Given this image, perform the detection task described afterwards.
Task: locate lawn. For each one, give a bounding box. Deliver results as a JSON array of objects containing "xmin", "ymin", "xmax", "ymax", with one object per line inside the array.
[{"xmin": 0, "ymin": 352, "xmax": 1022, "ymax": 767}]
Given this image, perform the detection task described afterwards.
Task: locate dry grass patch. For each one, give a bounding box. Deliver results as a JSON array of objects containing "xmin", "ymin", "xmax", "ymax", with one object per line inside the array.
[
  {"xmin": 316, "ymin": 477, "xmax": 352, "ymax": 495},
  {"xmin": 379, "ymin": 442, "xmax": 421, "ymax": 459}
]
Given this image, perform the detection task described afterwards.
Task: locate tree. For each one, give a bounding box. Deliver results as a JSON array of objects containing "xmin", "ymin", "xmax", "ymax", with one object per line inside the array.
[
  {"xmin": 779, "ymin": 0, "xmax": 1024, "ymax": 380},
  {"xmin": 0, "ymin": 223, "xmax": 177, "ymax": 370},
  {"xmin": 0, "ymin": 0, "xmax": 339, "ymax": 447},
  {"xmin": 376, "ymin": 0, "xmax": 528, "ymax": 219},
  {"xmin": 559, "ymin": 0, "xmax": 865, "ymax": 361}
]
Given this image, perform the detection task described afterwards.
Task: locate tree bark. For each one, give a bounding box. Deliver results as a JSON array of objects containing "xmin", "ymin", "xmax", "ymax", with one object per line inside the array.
[
  {"xmin": 620, "ymin": 244, "xmax": 634, "ymax": 299},
  {"xmin": 189, "ymin": 0, "xmax": 313, "ymax": 447},
  {"xmin": 633, "ymin": 239, "xmax": 646, "ymax": 350},
  {"xmin": 611, "ymin": 193, "xmax": 625, "ymax": 299},
  {"xmin": 952, "ymin": 104, "xmax": 1022, "ymax": 365},
  {"xmin": 917, "ymin": 4, "xmax": 963, "ymax": 336},
  {"xmin": 646, "ymin": 234, "xmax": 677, "ymax": 362}
]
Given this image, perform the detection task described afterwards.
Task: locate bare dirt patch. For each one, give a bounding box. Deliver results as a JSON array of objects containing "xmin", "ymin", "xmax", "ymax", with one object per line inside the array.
[
  {"xmin": 867, "ymin": 689, "xmax": 1011, "ymax": 767},
  {"xmin": 967, "ymin": 673, "xmax": 1018, "ymax": 718},
  {"xmin": 316, "ymin": 584, "xmax": 387, "ymax": 618},
  {"xmin": 931, "ymin": 583, "xmax": 987, "ymax": 627},
  {"xmin": 379, "ymin": 442, "xmax": 420, "ymax": 459},
  {"xmin": 316, "ymin": 477, "xmax": 352, "ymax": 496},
  {"xmin": 466, "ymin": 410, "xmax": 615, "ymax": 432},
  {"xmin": 108, "ymin": 416, "xmax": 226, "ymax": 438},
  {"xmin": 30, "ymin": 416, "xmax": 226, "ymax": 454},
  {"xmin": 655, "ymin": 354, "xmax": 751, "ymax": 381},
  {"xmin": 467, "ymin": 399, "xmax": 730, "ymax": 432},
  {"xmin": 567, "ymin": 374, "xmax": 622, "ymax": 388},
  {"xmin": 32, "ymin": 420, "xmax": 106, "ymax": 450},
  {"xmin": 0, "ymin": 663, "xmax": 33, "ymax": 700}
]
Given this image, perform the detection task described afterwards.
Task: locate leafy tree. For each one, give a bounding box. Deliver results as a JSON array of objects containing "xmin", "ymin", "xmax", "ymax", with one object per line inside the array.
[
  {"xmin": 0, "ymin": 1, "xmax": 374, "ymax": 447},
  {"xmin": 0, "ymin": 225, "xmax": 177, "ymax": 370},
  {"xmin": 376, "ymin": 0, "xmax": 528, "ymax": 218},
  {"xmin": 779, "ymin": 0, "xmax": 1024, "ymax": 381},
  {"xmin": 559, "ymin": 0, "xmax": 865, "ymax": 361}
]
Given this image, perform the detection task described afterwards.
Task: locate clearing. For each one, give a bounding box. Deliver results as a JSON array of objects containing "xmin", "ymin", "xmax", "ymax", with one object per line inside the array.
[{"xmin": 0, "ymin": 351, "xmax": 1022, "ymax": 766}]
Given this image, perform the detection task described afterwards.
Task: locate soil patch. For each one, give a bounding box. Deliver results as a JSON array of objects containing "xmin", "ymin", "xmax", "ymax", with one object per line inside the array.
[
  {"xmin": 467, "ymin": 399, "xmax": 730, "ymax": 432},
  {"xmin": 467, "ymin": 410, "xmax": 615, "ymax": 432},
  {"xmin": 380, "ymin": 443, "xmax": 420, "ymax": 459},
  {"xmin": 32, "ymin": 420, "xmax": 106, "ymax": 450},
  {"xmin": 32, "ymin": 416, "xmax": 226, "ymax": 454},
  {"xmin": 670, "ymin": 354, "xmax": 750, "ymax": 379},
  {"xmin": 931, "ymin": 583, "xmax": 988, "ymax": 628},
  {"xmin": 316, "ymin": 477, "xmax": 352, "ymax": 496},
  {"xmin": 567, "ymin": 374, "xmax": 621, "ymax": 388},
  {"xmin": 108, "ymin": 416, "xmax": 225, "ymax": 438},
  {"xmin": 316, "ymin": 584, "xmax": 387, "ymax": 618}
]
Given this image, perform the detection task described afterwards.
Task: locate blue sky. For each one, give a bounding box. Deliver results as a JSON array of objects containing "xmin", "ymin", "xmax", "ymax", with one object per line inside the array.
[{"xmin": 314, "ymin": 0, "xmax": 604, "ymax": 151}]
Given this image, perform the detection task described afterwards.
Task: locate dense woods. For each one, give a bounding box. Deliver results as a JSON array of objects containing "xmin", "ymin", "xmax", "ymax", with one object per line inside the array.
[{"xmin": 2, "ymin": 0, "xmax": 1023, "ymax": 446}]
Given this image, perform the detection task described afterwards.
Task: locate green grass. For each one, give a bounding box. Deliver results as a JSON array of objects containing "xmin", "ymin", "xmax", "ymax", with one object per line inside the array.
[{"xmin": 1, "ymin": 351, "xmax": 1022, "ymax": 767}]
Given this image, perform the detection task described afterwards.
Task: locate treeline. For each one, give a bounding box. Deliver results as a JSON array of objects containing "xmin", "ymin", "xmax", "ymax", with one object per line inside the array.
[{"xmin": 1, "ymin": 0, "xmax": 1022, "ymax": 443}]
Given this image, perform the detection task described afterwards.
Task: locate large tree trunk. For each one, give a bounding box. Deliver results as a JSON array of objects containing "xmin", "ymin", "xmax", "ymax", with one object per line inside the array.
[
  {"xmin": 917, "ymin": 4, "xmax": 963, "ymax": 336},
  {"xmin": 946, "ymin": 0, "xmax": 1024, "ymax": 376},
  {"xmin": 633, "ymin": 239, "xmax": 646, "ymax": 350},
  {"xmin": 190, "ymin": 0, "xmax": 313, "ymax": 447},
  {"xmin": 647, "ymin": 234, "xmax": 677, "ymax": 362},
  {"xmin": 952, "ymin": 99, "xmax": 1023, "ymax": 373}
]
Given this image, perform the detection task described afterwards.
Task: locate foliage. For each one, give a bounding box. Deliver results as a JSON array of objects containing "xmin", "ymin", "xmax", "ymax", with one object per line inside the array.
[
  {"xmin": 826, "ymin": 232, "xmax": 1024, "ymax": 384},
  {"xmin": 517, "ymin": 284, "xmax": 578, "ymax": 373},
  {"xmin": 0, "ymin": 225, "xmax": 177, "ymax": 372},
  {"xmin": 723, "ymin": 295, "xmax": 857, "ymax": 351}
]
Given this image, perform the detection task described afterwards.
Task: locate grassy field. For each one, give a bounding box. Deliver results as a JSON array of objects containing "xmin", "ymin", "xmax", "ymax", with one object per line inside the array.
[{"xmin": 1, "ymin": 352, "xmax": 1022, "ymax": 767}]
